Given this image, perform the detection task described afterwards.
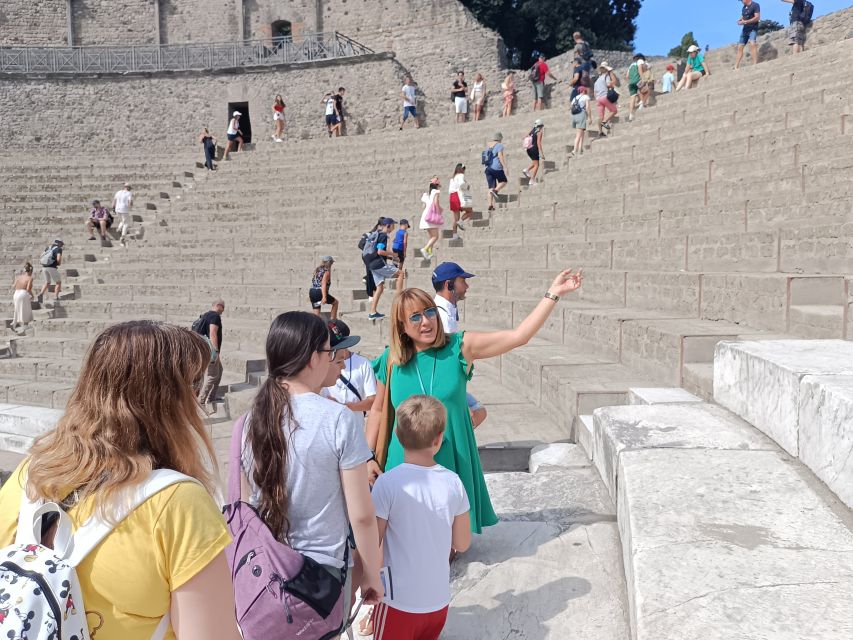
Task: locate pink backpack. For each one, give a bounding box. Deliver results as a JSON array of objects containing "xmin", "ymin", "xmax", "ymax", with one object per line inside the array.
[{"xmin": 223, "ymin": 415, "xmax": 353, "ymax": 639}]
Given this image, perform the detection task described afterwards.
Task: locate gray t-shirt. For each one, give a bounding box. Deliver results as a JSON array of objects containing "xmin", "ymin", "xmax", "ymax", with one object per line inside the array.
[{"xmin": 240, "ymin": 392, "xmax": 372, "ymax": 568}]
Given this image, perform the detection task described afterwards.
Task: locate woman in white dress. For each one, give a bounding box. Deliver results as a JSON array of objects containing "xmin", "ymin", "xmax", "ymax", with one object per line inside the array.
[
  {"xmin": 471, "ymin": 73, "xmax": 487, "ymax": 122},
  {"xmin": 11, "ymin": 261, "xmax": 34, "ymax": 331},
  {"xmin": 418, "ymin": 177, "xmax": 443, "ymax": 260}
]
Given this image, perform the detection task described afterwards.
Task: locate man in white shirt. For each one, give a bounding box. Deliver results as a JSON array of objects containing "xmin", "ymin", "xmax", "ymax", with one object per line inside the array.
[
  {"xmin": 432, "ymin": 262, "xmax": 487, "ymax": 427},
  {"xmin": 323, "ymin": 320, "xmax": 377, "ymax": 430},
  {"xmin": 112, "ymin": 183, "xmax": 134, "ymax": 245}
]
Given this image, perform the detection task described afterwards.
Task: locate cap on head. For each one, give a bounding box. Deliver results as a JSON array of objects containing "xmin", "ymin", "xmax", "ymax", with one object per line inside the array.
[
  {"xmin": 667, "ymin": 64, "xmax": 675, "ymax": 71},
  {"xmin": 382, "ymin": 217, "xmax": 397, "ymax": 226},
  {"xmin": 431, "ymin": 261, "xmax": 476, "ymax": 286},
  {"xmin": 600, "ymin": 62, "xmax": 613, "ymax": 71},
  {"xmin": 53, "ymin": 238, "xmax": 64, "ymax": 246},
  {"xmin": 91, "ymin": 199, "xmax": 100, "ymax": 205},
  {"xmin": 321, "ymin": 255, "xmax": 334, "ymax": 263},
  {"xmin": 399, "ymin": 218, "xmax": 409, "ymax": 226},
  {"xmin": 493, "ymin": 132, "xmax": 503, "ymax": 141},
  {"xmin": 233, "ymin": 110, "xmax": 242, "ymax": 116},
  {"xmin": 533, "ymin": 118, "xmax": 543, "ymax": 127},
  {"xmin": 328, "ymin": 319, "xmax": 361, "ymax": 350},
  {"xmin": 687, "ymin": 45, "xmax": 700, "ymax": 53}
]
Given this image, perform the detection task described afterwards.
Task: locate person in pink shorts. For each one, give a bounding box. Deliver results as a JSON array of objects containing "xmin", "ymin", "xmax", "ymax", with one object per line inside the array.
[{"xmin": 593, "ymin": 61, "xmax": 618, "ymax": 137}]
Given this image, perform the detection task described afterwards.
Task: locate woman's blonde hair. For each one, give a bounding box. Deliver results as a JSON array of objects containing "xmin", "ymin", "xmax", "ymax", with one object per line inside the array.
[
  {"xmin": 389, "ymin": 288, "xmax": 447, "ymax": 366},
  {"xmin": 25, "ymin": 321, "xmax": 218, "ymax": 517}
]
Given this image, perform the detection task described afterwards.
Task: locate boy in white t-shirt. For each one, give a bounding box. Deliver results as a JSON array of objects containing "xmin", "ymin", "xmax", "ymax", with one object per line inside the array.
[
  {"xmin": 661, "ymin": 64, "xmax": 676, "ymax": 94},
  {"xmin": 371, "ymin": 395, "xmax": 471, "ymax": 640}
]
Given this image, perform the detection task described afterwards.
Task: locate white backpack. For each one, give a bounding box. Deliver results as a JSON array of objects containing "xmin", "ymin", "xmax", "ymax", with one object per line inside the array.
[{"xmin": 0, "ymin": 470, "xmax": 196, "ymax": 640}]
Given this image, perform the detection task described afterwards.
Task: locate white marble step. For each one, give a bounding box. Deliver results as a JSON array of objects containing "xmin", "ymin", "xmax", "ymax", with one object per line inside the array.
[{"xmin": 593, "ymin": 402, "xmax": 853, "ymax": 640}]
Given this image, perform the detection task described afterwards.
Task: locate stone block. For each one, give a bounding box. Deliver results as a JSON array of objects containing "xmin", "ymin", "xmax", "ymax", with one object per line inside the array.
[
  {"xmin": 618, "ymin": 448, "xmax": 853, "ymax": 640},
  {"xmin": 699, "ymin": 273, "xmax": 788, "ymax": 332},
  {"xmin": 612, "ymin": 237, "xmax": 686, "ymax": 271},
  {"xmin": 592, "ymin": 403, "xmax": 775, "ymax": 501},
  {"xmin": 798, "ymin": 375, "xmax": 853, "ymax": 510},
  {"xmin": 528, "ymin": 443, "xmax": 589, "ymax": 474},
  {"xmin": 625, "ymin": 271, "xmax": 700, "ymax": 316},
  {"xmin": 627, "ymin": 387, "xmax": 702, "ymax": 405},
  {"xmin": 714, "ymin": 340, "xmax": 853, "ymax": 456},
  {"xmin": 0, "ymin": 404, "xmax": 63, "ymax": 454},
  {"xmin": 688, "ymin": 231, "xmax": 779, "ymax": 273}
]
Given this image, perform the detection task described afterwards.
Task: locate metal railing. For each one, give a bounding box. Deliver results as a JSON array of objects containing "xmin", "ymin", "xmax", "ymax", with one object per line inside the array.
[{"xmin": 0, "ymin": 32, "xmax": 374, "ymax": 75}]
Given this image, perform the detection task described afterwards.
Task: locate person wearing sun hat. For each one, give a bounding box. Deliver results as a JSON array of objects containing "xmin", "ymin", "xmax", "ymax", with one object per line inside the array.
[
  {"xmin": 593, "ymin": 61, "xmax": 618, "ymax": 136},
  {"xmin": 223, "ymin": 110, "xmax": 243, "ymax": 160},
  {"xmin": 483, "ymin": 132, "xmax": 507, "ymax": 211},
  {"xmin": 677, "ymin": 44, "xmax": 710, "ymax": 91},
  {"xmin": 322, "ymin": 319, "xmax": 377, "ymax": 432}
]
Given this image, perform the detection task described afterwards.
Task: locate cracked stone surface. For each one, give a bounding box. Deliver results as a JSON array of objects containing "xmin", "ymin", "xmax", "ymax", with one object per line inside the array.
[
  {"xmin": 798, "ymin": 375, "xmax": 853, "ymax": 511},
  {"xmin": 618, "ymin": 448, "xmax": 853, "ymax": 639},
  {"xmin": 714, "ymin": 340, "xmax": 853, "ymax": 456},
  {"xmin": 592, "ymin": 403, "xmax": 777, "ymax": 501},
  {"xmin": 441, "ymin": 464, "xmax": 630, "ymax": 639}
]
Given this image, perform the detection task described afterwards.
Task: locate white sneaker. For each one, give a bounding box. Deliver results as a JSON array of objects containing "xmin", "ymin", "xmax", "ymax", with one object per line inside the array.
[
  {"xmin": 274, "ymin": 137, "xmax": 283, "ymax": 143},
  {"xmin": 419, "ymin": 248, "xmax": 429, "ymax": 259},
  {"xmin": 522, "ymin": 169, "xmax": 530, "ymax": 178},
  {"xmin": 638, "ymin": 102, "xmax": 644, "ymax": 111},
  {"xmin": 457, "ymin": 221, "xmax": 466, "ymax": 231},
  {"xmin": 452, "ymin": 234, "xmax": 460, "ymax": 241}
]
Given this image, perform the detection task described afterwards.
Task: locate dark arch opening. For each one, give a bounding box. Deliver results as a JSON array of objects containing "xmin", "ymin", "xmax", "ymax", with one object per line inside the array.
[{"xmin": 271, "ymin": 20, "xmax": 292, "ymax": 51}]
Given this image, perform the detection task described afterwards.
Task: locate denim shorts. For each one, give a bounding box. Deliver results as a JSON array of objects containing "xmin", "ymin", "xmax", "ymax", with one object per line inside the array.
[
  {"xmin": 739, "ymin": 26, "xmax": 758, "ymax": 45},
  {"xmin": 485, "ymin": 168, "xmax": 508, "ymax": 189}
]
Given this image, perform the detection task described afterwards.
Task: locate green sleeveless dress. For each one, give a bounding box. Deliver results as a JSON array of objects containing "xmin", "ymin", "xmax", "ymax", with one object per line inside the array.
[{"xmin": 372, "ymin": 332, "xmax": 498, "ymax": 533}]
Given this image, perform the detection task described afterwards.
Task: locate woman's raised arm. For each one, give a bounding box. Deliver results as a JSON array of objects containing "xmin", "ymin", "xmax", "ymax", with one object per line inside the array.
[{"xmin": 462, "ymin": 269, "xmax": 582, "ymax": 363}]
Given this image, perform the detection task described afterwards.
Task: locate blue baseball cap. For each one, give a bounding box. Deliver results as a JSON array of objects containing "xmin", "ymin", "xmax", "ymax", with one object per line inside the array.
[
  {"xmin": 381, "ymin": 217, "xmax": 397, "ymax": 225},
  {"xmin": 431, "ymin": 262, "xmax": 475, "ymax": 285}
]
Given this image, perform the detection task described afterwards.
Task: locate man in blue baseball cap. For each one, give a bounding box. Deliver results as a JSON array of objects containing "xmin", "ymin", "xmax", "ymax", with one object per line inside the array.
[
  {"xmin": 432, "ymin": 262, "xmax": 487, "ymax": 427},
  {"xmin": 431, "ymin": 261, "xmax": 475, "ymax": 334}
]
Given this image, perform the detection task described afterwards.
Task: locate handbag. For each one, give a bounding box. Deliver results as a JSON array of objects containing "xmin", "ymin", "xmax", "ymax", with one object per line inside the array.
[
  {"xmin": 223, "ymin": 415, "xmax": 352, "ymax": 639},
  {"xmin": 375, "ymin": 357, "xmax": 395, "ymax": 470},
  {"xmin": 424, "ymin": 197, "xmax": 444, "ymax": 225},
  {"xmin": 607, "ymin": 87, "xmax": 619, "ymax": 104}
]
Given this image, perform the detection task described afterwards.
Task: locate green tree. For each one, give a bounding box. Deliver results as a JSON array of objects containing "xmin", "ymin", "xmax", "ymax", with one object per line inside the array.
[
  {"xmin": 757, "ymin": 19, "xmax": 785, "ymax": 36},
  {"xmin": 668, "ymin": 31, "xmax": 699, "ymax": 59},
  {"xmin": 460, "ymin": 0, "xmax": 642, "ymax": 67}
]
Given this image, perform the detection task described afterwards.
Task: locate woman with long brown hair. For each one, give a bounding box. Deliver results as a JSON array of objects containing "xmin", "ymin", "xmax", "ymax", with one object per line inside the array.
[
  {"xmin": 236, "ymin": 312, "xmax": 383, "ymax": 608},
  {"xmin": 0, "ymin": 321, "xmax": 240, "ymax": 640},
  {"xmin": 366, "ymin": 269, "xmax": 583, "ymax": 534}
]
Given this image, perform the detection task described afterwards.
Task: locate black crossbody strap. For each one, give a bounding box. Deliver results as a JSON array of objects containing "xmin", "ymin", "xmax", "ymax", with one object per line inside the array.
[{"xmin": 339, "ymin": 374, "xmax": 362, "ymax": 401}]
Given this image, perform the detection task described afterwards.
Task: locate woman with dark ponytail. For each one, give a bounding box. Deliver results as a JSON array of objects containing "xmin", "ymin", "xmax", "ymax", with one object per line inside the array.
[{"xmin": 236, "ymin": 311, "xmax": 383, "ymax": 610}]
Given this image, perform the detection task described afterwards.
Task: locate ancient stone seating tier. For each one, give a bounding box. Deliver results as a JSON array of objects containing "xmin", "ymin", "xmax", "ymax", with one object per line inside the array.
[{"xmin": 2, "ymin": 22, "xmax": 853, "ymax": 640}]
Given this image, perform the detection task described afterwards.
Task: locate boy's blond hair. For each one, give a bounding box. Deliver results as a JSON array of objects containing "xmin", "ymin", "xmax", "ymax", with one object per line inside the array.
[{"xmin": 396, "ymin": 395, "xmax": 446, "ymax": 450}]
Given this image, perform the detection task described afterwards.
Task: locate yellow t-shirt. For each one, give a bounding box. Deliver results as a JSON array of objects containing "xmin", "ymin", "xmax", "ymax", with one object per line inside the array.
[{"xmin": 0, "ymin": 463, "xmax": 231, "ymax": 640}]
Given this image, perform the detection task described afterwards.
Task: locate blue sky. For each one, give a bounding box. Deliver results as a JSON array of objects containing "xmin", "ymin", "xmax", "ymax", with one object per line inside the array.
[{"xmin": 634, "ymin": 0, "xmax": 852, "ymax": 55}]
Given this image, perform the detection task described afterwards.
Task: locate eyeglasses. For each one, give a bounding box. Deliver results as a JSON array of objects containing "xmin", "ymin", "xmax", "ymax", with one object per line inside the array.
[
  {"xmin": 408, "ymin": 307, "xmax": 438, "ymax": 324},
  {"xmin": 318, "ymin": 347, "xmax": 340, "ymax": 361}
]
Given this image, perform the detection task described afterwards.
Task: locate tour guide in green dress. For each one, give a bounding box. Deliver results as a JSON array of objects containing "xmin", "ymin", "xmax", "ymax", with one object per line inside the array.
[{"xmin": 366, "ymin": 269, "xmax": 583, "ymax": 533}]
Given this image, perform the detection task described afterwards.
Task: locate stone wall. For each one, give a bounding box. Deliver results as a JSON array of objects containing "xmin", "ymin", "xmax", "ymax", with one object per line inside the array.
[
  {"xmin": 72, "ymin": 0, "xmax": 157, "ymax": 46},
  {"xmin": 159, "ymin": 0, "xmax": 238, "ymax": 45},
  {"xmin": 0, "ymin": 0, "xmax": 68, "ymax": 46},
  {"xmin": 0, "ymin": 54, "xmax": 405, "ymax": 149}
]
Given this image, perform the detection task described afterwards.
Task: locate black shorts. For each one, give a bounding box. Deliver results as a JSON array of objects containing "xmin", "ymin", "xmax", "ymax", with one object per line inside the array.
[
  {"xmin": 227, "ymin": 133, "xmax": 240, "ymax": 141},
  {"xmin": 527, "ymin": 147, "xmax": 540, "ymax": 161},
  {"xmin": 309, "ymin": 288, "xmax": 337, "ymax": 309},
  {"xmin": 394, "ymin": 248, "xmax": 406, "ymax": 265},
  {"xmin": 485, "ymin": 168, "xmax": 508, "ymax": 189},
  {"xmin": 325, "ymin": 114, "xmax": 339, "ymax": 126}
]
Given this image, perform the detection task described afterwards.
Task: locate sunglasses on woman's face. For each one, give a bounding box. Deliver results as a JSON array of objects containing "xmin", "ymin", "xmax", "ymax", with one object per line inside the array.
[
  {"xmin": 317, "ymin": 347, "xmax": 340, "ymax": 361},
  {"xmin": 408, "ymin": 307, "xmax": 438, "ymax": 324}
]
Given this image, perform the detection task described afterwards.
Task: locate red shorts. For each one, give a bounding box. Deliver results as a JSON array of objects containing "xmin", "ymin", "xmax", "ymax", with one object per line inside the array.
[
  {"xmin": 449, "ymin": 191, "xmax": 461, "ymax": 212},
  {"xmin": 373, "ymin": 603, "xmax": 448, "ymax": 640}
]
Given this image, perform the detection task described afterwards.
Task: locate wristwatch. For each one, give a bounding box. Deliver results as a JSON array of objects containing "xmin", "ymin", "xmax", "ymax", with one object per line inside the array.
[{"xmin": 544, "ymin": 292, "xmax": 560, "ymax": 302}]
